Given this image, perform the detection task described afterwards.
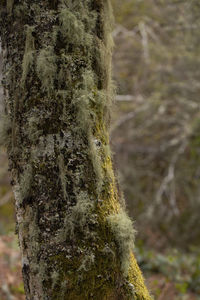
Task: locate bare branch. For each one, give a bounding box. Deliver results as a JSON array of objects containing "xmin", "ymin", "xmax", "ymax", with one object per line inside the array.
[
  {"xmin": 139, "ymin": 22, "xmax": 150, "ymax": 64},
  {"xmin": 116, "ymin": 94, "xmax": 144, "ymax": 102},
  {"xmin": 110, "ymin": 102, "xmax": 150, "ymax": 136}
]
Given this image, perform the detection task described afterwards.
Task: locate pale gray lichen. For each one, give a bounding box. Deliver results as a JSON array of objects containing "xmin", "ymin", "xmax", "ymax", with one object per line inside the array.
[
  {"xmin": 36, "ymin": 46, "xmax": 57, "ymax": 96},
  {"xmin": 78, "ymin": 252, "xmax": 95, "ymax": 272},
  {"xmin": 19, "ymin": 164, "xmax": 33, "ymax": 200},
  {"xmin": 59, "ymin": 7, "xmax": 92, "ymax": 47},
  {"xmin": 107, "ymin": 210, "xmax": 136, "ymax": 276},
  {"xmin": 61, "ymin": 191, "xmax": 97, "ymax": 240},
  {"xmin": 72, "ymin": 70, "xmax": 105, "ymax": 195},
  {"xmin": 58, "ymin": 154, "xmax": 69, "ymax": 202},
  {"xmin": 21, "ymin": 26, "xmax": 35, "ymax": 87},
  {"xmin": 33, "ymin": 134, "xmax": 55, "ymax": 158},
  {"xmin": 27, "ymin": 115, "xmax": 43, "ymax": 143},
  {"xmin": 51, "ymin": 271, "xmax": 60, "ymax": 290},
  {"xmin": 88, "ymin": 136, "xmax": 103, "ymax": 194}
]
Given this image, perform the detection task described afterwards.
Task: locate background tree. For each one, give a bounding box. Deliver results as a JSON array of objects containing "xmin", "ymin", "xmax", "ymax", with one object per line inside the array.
[
  {"xmin": 0, "ymin": 1, "xmax": 151, "ymax": 299},
  {"xmin": 111, "ymin": 0, "xmax": 200, "ymax": 248}
]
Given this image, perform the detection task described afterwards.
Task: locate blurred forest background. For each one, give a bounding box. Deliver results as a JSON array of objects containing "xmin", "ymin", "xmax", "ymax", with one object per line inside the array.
[{"xmin": 0, "ymin": 0, "xmax": 200, "ymax": 299}]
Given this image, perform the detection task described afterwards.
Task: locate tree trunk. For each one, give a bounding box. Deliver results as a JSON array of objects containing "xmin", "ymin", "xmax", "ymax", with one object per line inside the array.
[{"xmin": 0, "ymin": 1, "xmax": 151, "ymax": 299}]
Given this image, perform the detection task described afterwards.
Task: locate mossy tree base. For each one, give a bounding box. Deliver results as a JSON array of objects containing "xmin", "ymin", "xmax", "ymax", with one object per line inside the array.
[{"xmin": 0, "ymin": 0, "xmax": 152, "ymax": 299}]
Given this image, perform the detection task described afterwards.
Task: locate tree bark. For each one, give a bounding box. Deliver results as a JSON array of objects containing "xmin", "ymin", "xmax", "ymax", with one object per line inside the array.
[{"xmin": 0, "ymin": 1, "xmax": 152, "ymax": 299}]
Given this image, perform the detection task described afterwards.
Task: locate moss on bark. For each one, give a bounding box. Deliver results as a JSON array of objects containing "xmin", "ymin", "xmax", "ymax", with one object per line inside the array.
[{"xmin": 0, "ymin": 0, "xmax": 152, "ymax": 299}]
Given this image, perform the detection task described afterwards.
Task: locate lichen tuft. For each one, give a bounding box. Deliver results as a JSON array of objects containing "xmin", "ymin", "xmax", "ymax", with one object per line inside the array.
[
  {"xmin": 36, "ymin": 46, "xmax": 57, "ymax": 96},
  {"xmin": 59, "ymin": 7, "xmax": 92, "ymax": 47},
  {"xmin": 107, "ymin": 210, "xmax": 136, "ymax": 276},
  {"xmin": 61, "ymin": 191, "xmax": 97, "ymax": 240}
]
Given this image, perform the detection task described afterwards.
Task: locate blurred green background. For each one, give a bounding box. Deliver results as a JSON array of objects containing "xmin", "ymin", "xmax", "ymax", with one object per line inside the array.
[{"xmin": 0, "ymin": 1, "xmax": 200, "ymax": 299}]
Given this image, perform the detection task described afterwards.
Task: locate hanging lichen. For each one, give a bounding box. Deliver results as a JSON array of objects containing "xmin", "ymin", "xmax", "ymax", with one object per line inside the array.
[
  {"xmin": 59, "ymin": 7, "xmax": 92, "ymax": 47},
  {"xmin": 61, "ymin": 191, "xmax": 97, "ymax": 240},
  {"xmin": 58, "ymin": 154, "xmax": 69, "ymax": 202},
  {"xmin": 21, "ymin": 26, "xmax": 35, "ymax": 87},
  {"xmin": 107, "ymin": 210, "xmax": 136, "ymax": 276},
  {"xmin": 78, "ymin": 252, "xmax": 95, "ymax": 272},
  {"xmin": 36, "ymin": 46, "xmax": 57, "ymax": 96},
  {"xmin": 19, "ymin": 164, "xmax": 33, "ymax": 201}
]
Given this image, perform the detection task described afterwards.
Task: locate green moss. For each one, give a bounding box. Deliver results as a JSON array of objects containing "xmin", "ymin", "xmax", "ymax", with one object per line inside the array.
[
  {"xmin": 107, "ymin": 210, "xmax": 136, "ymax": 276},
  {"xmin": 129, "ymin": 254, "xmax": 152, "ymax": 300},
  {"xmin": 36, "ymin": 46, "xmax": 57, "ymax": 96},
  {"xmin": 21, "ymin": 26, "xmax": 35, "ymax": 87}
]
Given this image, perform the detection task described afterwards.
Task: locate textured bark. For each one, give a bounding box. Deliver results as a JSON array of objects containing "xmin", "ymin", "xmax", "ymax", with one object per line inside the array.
[
  {"xmin": 0, "ymin": 44, "xmax": 3, "ymax": 112},
  {"xmin": 0, "ymin": 1, "xmax": 152, "ymax": 299}
]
